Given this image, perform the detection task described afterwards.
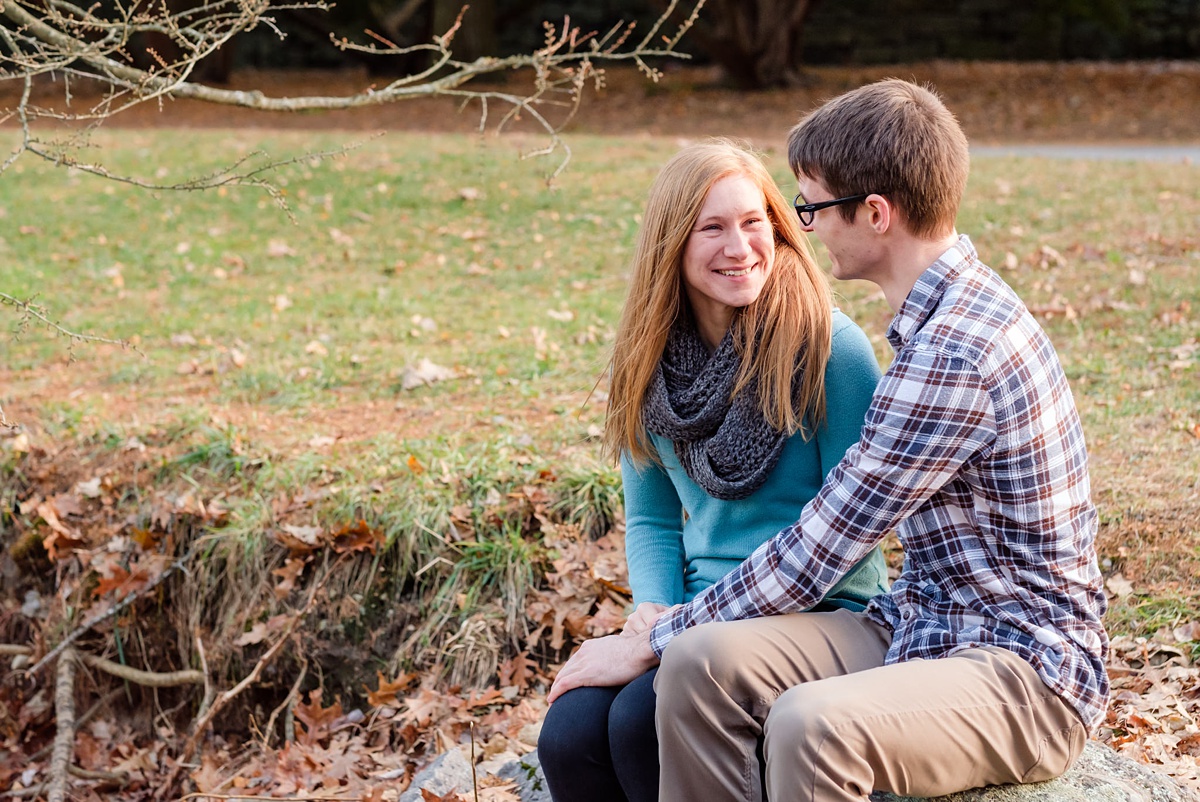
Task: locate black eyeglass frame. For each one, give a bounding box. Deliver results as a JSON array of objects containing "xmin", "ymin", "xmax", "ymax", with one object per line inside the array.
[{"xmin": 792, "ymin": 192, "xmax": 872, "ymax": 226}]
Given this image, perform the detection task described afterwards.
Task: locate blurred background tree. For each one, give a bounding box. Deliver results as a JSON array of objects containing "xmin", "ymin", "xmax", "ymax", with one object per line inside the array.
[{"xmin": 212, "ymin": 0, "xmax": 1199, "ymax": 88}]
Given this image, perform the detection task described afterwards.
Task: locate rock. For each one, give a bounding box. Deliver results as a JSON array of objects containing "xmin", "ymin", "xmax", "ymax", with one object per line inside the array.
[
  {"xmin": 496, "ymin": 749, "xmax": 552, "ymax": 802},
  {"xmin": 872, "ymin": 741, "xmax": 1198, "ymax": 802},
  {"xmin": 398, "ymin": 748, "xmax": 475, "ymax": 802},
  {"xmin": 405, "ymin": 741, "xmax": 1196, "ymax": 802}
]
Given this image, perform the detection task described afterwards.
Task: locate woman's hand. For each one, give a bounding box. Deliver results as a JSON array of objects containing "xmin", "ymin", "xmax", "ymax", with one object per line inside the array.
[{"xmin": 622, "ymin": 602, "xmax": 670, "ymax": 636}]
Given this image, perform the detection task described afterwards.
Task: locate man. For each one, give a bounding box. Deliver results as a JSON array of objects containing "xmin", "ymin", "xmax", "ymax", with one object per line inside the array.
[{"xmin": 548, "ymin": 79, "xmax": 1108, "ymax": 801}]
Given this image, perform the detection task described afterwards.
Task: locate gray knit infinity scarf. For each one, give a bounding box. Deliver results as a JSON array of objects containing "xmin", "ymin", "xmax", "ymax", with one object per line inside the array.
[{"xmin": 642, "ymin": 324, "xmax": 790, "ymax": 500}]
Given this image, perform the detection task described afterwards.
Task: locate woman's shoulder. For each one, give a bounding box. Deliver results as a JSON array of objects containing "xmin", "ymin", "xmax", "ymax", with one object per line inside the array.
[{"xmin": 829, "ymin": 308, "xmax": 871, "ymax": 346}]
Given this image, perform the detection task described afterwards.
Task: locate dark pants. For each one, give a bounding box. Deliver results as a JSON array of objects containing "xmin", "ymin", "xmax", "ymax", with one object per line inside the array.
[{"xmin": 538, "ymin": 668, "xmax": 659, "ymax": 802}]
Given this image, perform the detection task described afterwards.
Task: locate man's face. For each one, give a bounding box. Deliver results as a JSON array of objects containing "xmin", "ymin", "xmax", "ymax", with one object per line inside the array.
[{"xmin": 795, "ymin": 174, "xmax": 876, "ymax": 283}]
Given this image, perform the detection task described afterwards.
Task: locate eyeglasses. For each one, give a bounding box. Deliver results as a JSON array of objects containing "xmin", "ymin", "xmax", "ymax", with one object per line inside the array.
[{"xmin": 793, "ymin": 192, "xmax": 871, "ymax": 226}]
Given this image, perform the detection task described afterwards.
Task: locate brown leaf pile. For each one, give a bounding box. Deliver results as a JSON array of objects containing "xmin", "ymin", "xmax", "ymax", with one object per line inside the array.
[
  {"xmin": 1101, "ymin": 632, "xmax": 1200, "ymax": 791},
  {"xmin": 3, "ymin": 434, "xmax": 1199, "ymax": 798}
]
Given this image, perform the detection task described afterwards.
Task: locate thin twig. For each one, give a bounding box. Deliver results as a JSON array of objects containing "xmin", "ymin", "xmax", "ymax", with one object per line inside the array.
[
  {"xmin": 194, "ymin": 626, "xmax": 214, "ymax": 720},
  {"xmin": 0, "ymin": 291, "xmax": 141, "ymax": 353},
  {"xmin": 181, "ymin": 554, "xmax": 344, "ymax": 762},
  {"xmin": 80, "ymin": 652, "xmax": 204, "ymax": 686},
  {"xmin": 262, "ymin": 651, "xmax": 307, "ymax": 748},
  {"xmin": 47, "ymin": 647, "xmax": 77, "ymax": 802}
]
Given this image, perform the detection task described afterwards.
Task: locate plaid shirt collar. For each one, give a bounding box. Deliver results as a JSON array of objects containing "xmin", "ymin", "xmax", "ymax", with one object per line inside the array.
[{"xmin": 886, "ymin": 234, "xmax": 978, "ymax": 350}]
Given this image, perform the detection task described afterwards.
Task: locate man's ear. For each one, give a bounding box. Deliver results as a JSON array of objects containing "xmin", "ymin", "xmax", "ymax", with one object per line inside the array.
[{"xmin": 864, "ymin": 193, "xmax": 892, "ymax": 234}]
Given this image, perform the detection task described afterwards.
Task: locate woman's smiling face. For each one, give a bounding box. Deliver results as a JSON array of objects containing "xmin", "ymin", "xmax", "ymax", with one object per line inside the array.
[{"xmin": 681, "ymin": 173, "xmax": 775, "ymax": 346}]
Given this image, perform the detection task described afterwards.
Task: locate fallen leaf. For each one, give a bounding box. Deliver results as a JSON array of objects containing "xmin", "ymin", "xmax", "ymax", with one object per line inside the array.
[
  {"xmin": 331, "ymin": 520, "xmax": 384, "ymax": 555},
  {"xmin": 367, "ymin": 671, "xmax": 418, "ymax": 708},
  {"xmin": 1106, "ymin": 574, "xmax": 1135, "ymax": 598},
  {"xmin": 401, "ymin": 358, "xmax": 456, "ymax": 391},
  {"xmin": 267, "ymin": 239, "xmax": 296, "ymax": 258},
  {"xmin": 271, "ymin": 557, "xmax": 307, "ymax": 598},
  {"xmin": 294, "ymin": 688, "xmax": 344, "ymax": 745},
  {"xmin": 1172, "ymin": 622, "xmax": 1200, "ymax": 643},
  {"xmin": 497, "ymin": 652, "xmax": 536, "ymax": 693},
  {"xmin": 37, "ymin": 500, "xmax": 83, "ymax": 560},
  {"xmin": 274, "ymin": 524, "xmax": 324, "ymax": 552},
  {"xmin": 234, "ymin": 613, "xmax": 292, "ymax": 647}
]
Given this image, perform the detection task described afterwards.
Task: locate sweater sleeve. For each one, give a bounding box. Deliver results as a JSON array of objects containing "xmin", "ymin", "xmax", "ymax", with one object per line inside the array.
[
  {"xmin": 813, "ymin": 312, "xmax": 890, "ymax": 609},
  {"xmin": 816, "ymin": 313, "xmax": 883, "ymax": 476},
  {"xmin": 621, "ymin": 449, "xmax": 687, "ymax": 607}
]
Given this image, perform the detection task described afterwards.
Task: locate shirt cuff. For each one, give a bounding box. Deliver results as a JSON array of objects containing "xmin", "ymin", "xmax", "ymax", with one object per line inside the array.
[{"xmin": 649, "ymin": 604, "xmax": 689, "ymax": 657}]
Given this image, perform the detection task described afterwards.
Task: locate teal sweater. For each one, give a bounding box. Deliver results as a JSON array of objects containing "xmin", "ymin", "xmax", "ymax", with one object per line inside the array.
[{"xmin": 622, "ymin": 311, "xmax": 889, "ymax": 610}]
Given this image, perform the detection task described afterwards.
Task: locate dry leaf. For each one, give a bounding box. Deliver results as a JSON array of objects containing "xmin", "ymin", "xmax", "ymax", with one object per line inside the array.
[
  {"xmin": 75, "ymin": 477, "xmax": 103, "ymax": 499},
  {"xmin": 367, "ymin": 671, "xmax": 418, "ymax": 708},
  {"xmin": 1106, "ymin": 574, "xmax": 1135, "ymax": 598},
  {"xmin": 1173, "ymin": 622, "xmax": 1200, "ymax": 643},
  {"xmin": 401, "ymin": 358, "xmax": 455, "ymax": 390},
  {"xmin": 234, "ymin": 613, "xmax": 292, "ymax": 647},
  {"xmin": 294, "ymin": 688, "xmax": 346, "ymax": 746},
  {"xmin": 271, "ymin": 557, "xmax": 307, "ymax": 598},
  {"xmin": 275, "ymin": 524, "xmax": 324, "ymax": 552},
  {"xmin": 331, "ymin": 520, "xmax": 384, "ymax": 555},
  {"xmin": 267, "ymin": 239, "xmax": 297, "ymax": 258}
]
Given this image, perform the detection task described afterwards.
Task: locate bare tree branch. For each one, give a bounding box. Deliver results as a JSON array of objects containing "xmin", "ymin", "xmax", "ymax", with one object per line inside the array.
[{"xmin": 0, "ymin": 0, "xmax": 706, "ymax": 185}]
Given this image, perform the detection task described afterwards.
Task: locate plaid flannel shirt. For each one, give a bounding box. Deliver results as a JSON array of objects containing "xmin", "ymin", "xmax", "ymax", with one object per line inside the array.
[{"xmin": 649, "ymin": 235, "xmax": 1110, "ymax": 731}]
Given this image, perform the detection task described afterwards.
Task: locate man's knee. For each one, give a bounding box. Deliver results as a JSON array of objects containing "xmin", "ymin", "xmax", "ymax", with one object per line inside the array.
[
  {"xmin": 764, "ymin": 682, "xmax": 845, "ymax": 753},
  {"xmin": 658, "ymin": 623, "xmax": 744, "ymax": 685}
]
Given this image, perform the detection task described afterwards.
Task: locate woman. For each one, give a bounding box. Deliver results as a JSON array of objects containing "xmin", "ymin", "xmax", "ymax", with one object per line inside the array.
[{"xmin": 538, "ymin": 140, "xmax": 888, "ymax": 802}]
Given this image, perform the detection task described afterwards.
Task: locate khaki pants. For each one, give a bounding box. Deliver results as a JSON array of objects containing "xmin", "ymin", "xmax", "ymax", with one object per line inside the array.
[{"xmin": 653, "ymin": 610, "xmax": 1086, "ymax": 801}]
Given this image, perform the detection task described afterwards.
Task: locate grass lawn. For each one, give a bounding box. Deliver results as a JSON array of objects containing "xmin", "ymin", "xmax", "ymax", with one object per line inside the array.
[{"xmin": 1, "ymin": 128, "xmax": 1198, "ymax": 787}]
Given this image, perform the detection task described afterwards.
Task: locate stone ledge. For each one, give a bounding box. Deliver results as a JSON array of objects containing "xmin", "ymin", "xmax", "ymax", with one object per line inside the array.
[{"xmin": 404, "ymin": 741, "xmax": 1197, "ymax": 802}]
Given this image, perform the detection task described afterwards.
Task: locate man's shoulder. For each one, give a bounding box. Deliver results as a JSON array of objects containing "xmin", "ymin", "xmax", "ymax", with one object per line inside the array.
[{"xmin": 915, "ymin": 261, "xmax": 1034, "ymax": 361}]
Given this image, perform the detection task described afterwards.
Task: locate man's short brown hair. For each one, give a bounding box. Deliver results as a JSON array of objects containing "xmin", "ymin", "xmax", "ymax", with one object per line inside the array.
[{"xmin": 787, "ymin": 79, "xmax": 969, "ymax": 239}]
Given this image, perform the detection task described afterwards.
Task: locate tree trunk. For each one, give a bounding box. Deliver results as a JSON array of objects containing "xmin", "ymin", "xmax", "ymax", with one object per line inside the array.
[
  {"xmin": 431, "ymin": 0, "xmax": 497, "ymax": 64},
  {"xmin": 660, "ymin": 0, "xmax": 822, "ymax": 89}
]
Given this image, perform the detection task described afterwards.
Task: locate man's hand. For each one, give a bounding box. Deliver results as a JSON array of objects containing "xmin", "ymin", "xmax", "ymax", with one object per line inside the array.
[
  {"xmin": 547, "ymin": 629, "xmax": 660, "ymax": 704},
  {"xmin": 622, "ymin": 602, "xmax": 670, "ymax": 636}
]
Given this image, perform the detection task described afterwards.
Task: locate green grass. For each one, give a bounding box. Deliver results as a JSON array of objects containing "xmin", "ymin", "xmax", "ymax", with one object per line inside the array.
[{"xmin": 3, "ymin": 130, "xmax": 1199, "ymax": 680}]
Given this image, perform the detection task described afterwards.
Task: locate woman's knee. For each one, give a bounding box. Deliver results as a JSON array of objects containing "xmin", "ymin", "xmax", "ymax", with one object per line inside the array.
[
  {"xmin": 608, "ymin": 672, "xmax": 658, "ymax": 747},
  {"xmin": 539, "ymin": 686, "xmax": 617, "ymax": 769}
]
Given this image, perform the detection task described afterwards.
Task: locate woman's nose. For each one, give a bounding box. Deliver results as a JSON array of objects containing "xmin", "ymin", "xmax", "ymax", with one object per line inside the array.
[{"xmin": 724, "ymin": 229, "xmax": 751, "ymax": 256}]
